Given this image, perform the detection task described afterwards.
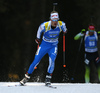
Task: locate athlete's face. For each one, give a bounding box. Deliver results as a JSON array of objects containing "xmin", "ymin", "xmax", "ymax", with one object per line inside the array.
[
  {"xmin": 51, "ymin": 18, "xmax": 58, "ymax": 27},
  {"xmin": 89, "ymin": 30, "xmax": 94, "ymax": 36}
]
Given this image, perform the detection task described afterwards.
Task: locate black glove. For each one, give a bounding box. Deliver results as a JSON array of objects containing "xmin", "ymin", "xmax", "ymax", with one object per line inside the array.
[{"xmin": 35, "ymin": 38, "xmax": 40, "ymax": 44}]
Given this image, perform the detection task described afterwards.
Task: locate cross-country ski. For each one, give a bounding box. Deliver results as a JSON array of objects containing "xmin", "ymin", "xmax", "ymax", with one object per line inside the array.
[{"xmin": 7, "ymin": 83, "xmax": 57, "ymax": 89}]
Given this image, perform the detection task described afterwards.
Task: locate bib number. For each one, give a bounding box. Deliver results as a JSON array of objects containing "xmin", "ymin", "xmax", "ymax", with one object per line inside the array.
[{"xmin": 89, "ymin": 41, "xmax": 95, "ymax": 46}]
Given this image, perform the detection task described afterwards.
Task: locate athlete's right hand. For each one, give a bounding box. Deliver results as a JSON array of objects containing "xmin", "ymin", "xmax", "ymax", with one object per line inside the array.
[
  {"xmin": 81, "ymin": 29, "xmax": 86, "ymax": 34},
  {"xmin": 35, "ymin": 38, "xmax": 40, "ymax": 44}
]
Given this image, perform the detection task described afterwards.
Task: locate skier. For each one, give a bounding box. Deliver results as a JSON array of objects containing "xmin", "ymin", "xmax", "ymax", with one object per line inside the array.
[
  {"xmin": 74, "ymin": 24, "xmax": 100, "ymax": 83},
  {"xmin": 20, "ymin": 11, "xmax": 67, "ymax": 86}
]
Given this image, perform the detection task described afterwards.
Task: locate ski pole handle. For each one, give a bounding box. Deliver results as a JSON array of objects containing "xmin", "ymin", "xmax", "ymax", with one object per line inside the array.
[
  {"xmin": 63, "ymin": 34, "xmax": 66, "ymax": 67},
  {"xmin": 53, "ymin": 3, "xmax": 58, "ymax": 11}
]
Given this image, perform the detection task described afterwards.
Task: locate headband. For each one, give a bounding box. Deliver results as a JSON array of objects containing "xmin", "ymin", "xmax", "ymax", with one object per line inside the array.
[
  {"xmin": 50, "ymin": 13, "xmax": 59, "ymax": 20},
  {"xmin": 88, "ymin": 25, "xmax": 95, "ymax": 30}
]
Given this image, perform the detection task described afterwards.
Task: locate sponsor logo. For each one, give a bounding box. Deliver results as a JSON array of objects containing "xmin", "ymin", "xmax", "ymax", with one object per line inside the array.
[{"xmin": 51, "ymin": 15, "xmax": 58, "ymax": 17}]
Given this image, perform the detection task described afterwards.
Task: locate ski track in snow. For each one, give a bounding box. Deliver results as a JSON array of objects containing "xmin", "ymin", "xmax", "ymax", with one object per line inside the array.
[{"xmin": 0, "ymin": 82, "xmax": 100, "ymax": 93}]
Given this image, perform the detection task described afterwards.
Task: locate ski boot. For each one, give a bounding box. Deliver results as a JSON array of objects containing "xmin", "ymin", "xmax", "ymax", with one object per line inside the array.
[
  {"xmin": 45, "ymin": 73, "xmax": 52, "ymax": 86},
  {"xmin": 20, "ymin": 73, "xmax": 30, "ymax": 86}
]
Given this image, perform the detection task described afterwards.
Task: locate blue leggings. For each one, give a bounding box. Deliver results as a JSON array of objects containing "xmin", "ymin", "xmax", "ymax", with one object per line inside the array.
[{"xmin": 28, "ymin": 41, "xmax": 58, "ymax": 74}]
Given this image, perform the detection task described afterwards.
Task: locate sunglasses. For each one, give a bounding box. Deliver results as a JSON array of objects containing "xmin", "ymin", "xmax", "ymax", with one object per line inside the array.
[
  {"xmin": 89, "ymin": 30, "xmax": 94, "ymax": 32},
  {"xmin": 52, "ymin": 19, "xmax": 58, "ymax": 22}
]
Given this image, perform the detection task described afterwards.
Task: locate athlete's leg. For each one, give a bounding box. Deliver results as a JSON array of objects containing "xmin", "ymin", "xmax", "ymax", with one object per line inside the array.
[
  {"xmin": 27, "ymin": 45, "xmax": 48, "ymax": 74},
  {"xmin": 85, "ymin": 65, "xmax": 90, "ymax": 83},
  {"xmin": 45, "ymin": 46, "xmax": 58, "ymax": 85},
  {"xmin": 47, "ymin": 46, "xmax": 58, "ymax": 74},
  {"xmin": 97, "ymin": 66, "xmax": 100, "ymax": 81},
  {"xmin": 95, "ymin": 56, "xmax": 100, "ymax": 82},
  {"xmin": 20, "ymin": 41, "xmax": 49, "ymax": 85},
  {"xmin": 84, "ymin": 53, "xmax": 90, "ymax": 83}
]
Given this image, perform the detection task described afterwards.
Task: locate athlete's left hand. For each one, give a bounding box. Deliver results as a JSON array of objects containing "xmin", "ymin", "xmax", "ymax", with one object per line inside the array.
[
  {"xmin": 35, "ymin": 38, "xmax": 40, "ymax": 44},
  {"xmin": 63, "ymin": 31, "xmax": 67, "ymax": 34}
]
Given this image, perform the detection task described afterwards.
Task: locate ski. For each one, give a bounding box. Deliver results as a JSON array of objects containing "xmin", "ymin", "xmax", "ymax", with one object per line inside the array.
[
  {"xmin": 8, "ymin": 85, "xmax": 19, "ymax": 87},
  {"xmin": 45, "ymin": 85, "xmax": 57, "ymax": 89},
  {"xmin": 8, "ymin": 83, "xmax": 25, "ymax": 87},
  {"xmin": 7, "ymin": 83, "xmax": 57, "ymax": 89}
]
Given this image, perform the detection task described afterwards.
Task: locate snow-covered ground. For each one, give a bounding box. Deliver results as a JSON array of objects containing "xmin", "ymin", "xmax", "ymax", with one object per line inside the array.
[{"xmin": 0, "ymin": 82, "xmax": 100, "ymax": 93}]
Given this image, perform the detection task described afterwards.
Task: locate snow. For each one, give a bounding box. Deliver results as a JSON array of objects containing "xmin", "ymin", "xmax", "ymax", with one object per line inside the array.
[{"xmin": 0, "ymin": 82, "xmax": 100, "ymax": 93}]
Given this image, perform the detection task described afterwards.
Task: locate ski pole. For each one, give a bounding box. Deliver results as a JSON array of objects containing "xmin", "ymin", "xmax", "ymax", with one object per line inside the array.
[
  {"xmin": 62, "ymin": 33, "xmax": 69, "ymax": 82},
  {"xmin": 63, "ymin": 33, "xmax": 66, "ymax": 67},
  {"xmin": 37, "ymin": 44, "xmax": 39, "ymax": 49},
  {"xmin": 34, "ymin": 44, "xmax": 39, "ymax": 69},
  {"xmin": 53, "ymin": 3, "xmax": 58, "ymax": 11},
  {"xmin": 71, "ymin": 36, "xmax": 83, "ymax": 81}
]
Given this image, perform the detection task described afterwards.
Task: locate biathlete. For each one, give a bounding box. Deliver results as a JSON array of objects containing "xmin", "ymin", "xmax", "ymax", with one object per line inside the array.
[
  {"xmin": 20, "ymin": 11, "xmax": 67, "ymax": 86},
  {"xmin": 74, "ymin": 24, "xmax": 100, "ymax": 83}
]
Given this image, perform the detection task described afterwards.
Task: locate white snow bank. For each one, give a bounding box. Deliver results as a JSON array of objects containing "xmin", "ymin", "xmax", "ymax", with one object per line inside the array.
[{"xmin": 0, "ymin": 82, "xmax": 100, "ymax": 93}]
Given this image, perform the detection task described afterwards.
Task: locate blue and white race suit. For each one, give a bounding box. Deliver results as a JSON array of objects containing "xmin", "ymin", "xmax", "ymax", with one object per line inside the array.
[
  {"xmin": 84, "ymin": 31, "xmax": 98, "ymax": 53},
  {"xmin": 28, "ymin": 21, "xmax": 67, "ymax": 74},
  {"xmin": 84, "ymin": 31, "xmax": 100, "ymax": 65}
]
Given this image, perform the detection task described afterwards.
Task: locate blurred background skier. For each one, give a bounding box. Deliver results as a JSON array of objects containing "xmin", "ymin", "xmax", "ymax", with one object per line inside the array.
[
  {"xmin": 20, "ymin": 11, "xmax": 67, "ymax": 86},
  {"xmin": 74, "ymin": 24, "xmax": 100, "ymax": 83}
]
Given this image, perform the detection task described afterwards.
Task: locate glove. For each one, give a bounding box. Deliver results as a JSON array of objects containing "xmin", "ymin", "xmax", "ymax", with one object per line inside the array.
[
  {"xmin": 95, "ymin": 57, "xmax": 100, "ymax": 64},
  {"xmin": 98, "ymin": 31, "xmax": 100, "ymax": 34},
  {"xmin": 84, "ymin": 59, "xmax": 90, "ymax": 65},
  {"xmin": 74, "ymin": 33, "xmax": 83, "ymax": 40},
  {"xmin": 81, "ymin": 29, "xmax": 86, "ymax": 34},
  {"xmin": 35, "ymin": 38, "xmax": 40, "ymax": 44},
  {"xmin": 63, "ymin": 31, "xmax": 67, "ymax": 34}
]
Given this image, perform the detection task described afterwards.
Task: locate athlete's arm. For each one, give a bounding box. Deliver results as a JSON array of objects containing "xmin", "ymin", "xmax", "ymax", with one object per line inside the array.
[
  {"xmin": 61, "ymin": 22, "xmax": 67, "ymax": 34},
  {"xmin": 74, "ymin": 29, "xmax": 85, "ymax": 40},
  {"xmin": 35, "ymin": 23, "xmax": 45, "ymax": 44},
  {"xmin": 37, "ymin": 23, "xmax": 45, "ymax": 39}
]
